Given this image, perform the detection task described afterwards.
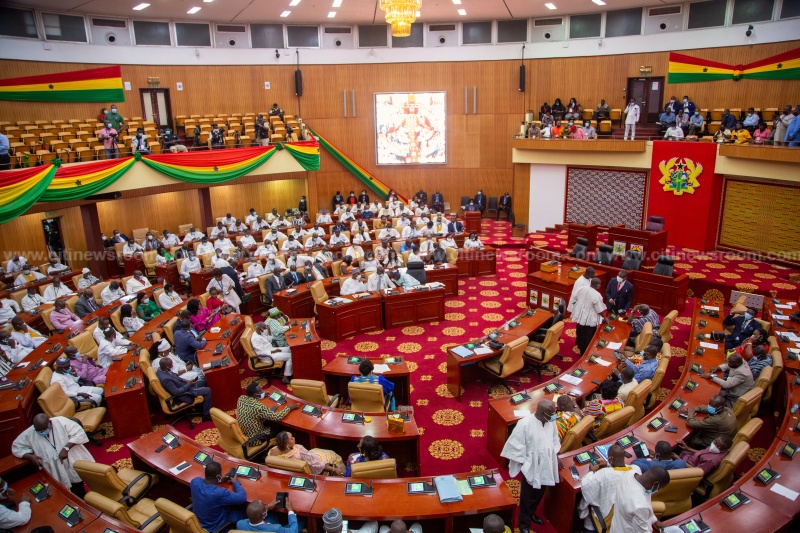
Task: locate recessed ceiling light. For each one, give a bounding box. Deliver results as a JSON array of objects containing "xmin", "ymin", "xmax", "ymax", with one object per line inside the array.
[
  {"xmin": 132, "ymin": 3, "xmax": 150, "ymax": 10},
  {"xmin": 457, "ymin": 8, "xmax": 466, "ymax": 15},
  {"xmin": 289, "ymin": 0, "xmax": 301, "ymax": 5},
  {"xmin": 332, "ymin": 0, "xmax": 343, "ymax": 6},
  {"xmin": 280, "ymin": 10, "xmax": 291, "ymax": 17},
  {"xmin": 452, "ymin": 0, "xmax": 461, "ymax": 4},
  {"xmin": 203, "ymin": 0, "xmax": 213, "ymax": 3},
  {"xmin": 187, "ymin": 6, "xmax": 201, "ymax": 14},
  {"xmin": 416, "ymin": 10, "xmax": 421, "ymax": 17},
  {"xmin": 328, "ymin": 11, "xmax": 336, "ymax": 17},
  {"xmin": 545, "ymin": 3, "xmax": 557, "ymax": 9},
  {"xmin": 592, "ymin": 0, "xmax": 606, "ymax": 4}
]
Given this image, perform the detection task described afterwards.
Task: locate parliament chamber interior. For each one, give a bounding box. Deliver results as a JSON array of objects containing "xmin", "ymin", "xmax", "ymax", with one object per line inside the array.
[{"xmin": 0, "ymin": 1, "xmax": 798, "ymax": 532}]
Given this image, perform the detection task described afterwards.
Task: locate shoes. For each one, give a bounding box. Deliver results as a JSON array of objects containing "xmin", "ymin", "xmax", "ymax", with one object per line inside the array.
[
  {"xmin": 531, "ymin": 514, "xmax": 544, "ymax": 525},
  {"xmin": 201, "ymin": 415, "xmax": 212, "ymax": 422}
]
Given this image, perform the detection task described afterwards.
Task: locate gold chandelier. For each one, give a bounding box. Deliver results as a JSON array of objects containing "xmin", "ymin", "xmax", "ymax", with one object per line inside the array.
[{"xmin": 379, "ymin": 0, "xmax": 422, "ymax": 38}]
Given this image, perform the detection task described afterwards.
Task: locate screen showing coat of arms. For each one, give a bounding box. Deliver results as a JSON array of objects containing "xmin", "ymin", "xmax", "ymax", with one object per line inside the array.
[{"xmin": 375, "ymin": 92, "xmax": 446, "ymax": 165}]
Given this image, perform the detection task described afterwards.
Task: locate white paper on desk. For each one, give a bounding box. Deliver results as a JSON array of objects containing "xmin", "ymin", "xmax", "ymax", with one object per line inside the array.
[
  {"xmin": 700, "ymin": 341, "xmax": 719, "ymax": 350},
  {"xmin": 786, "ymin": 332, "xmax": 800, "ymax": 341},
  {"xmin": 473, "ymin": 346, "xmax": 493, "ymax": 355},
  {"xmin": 606, "ymin": 341, "xmax": 622, "ymax": 350},
  {"xmin": 372, "ymin": 364, "xmax": 391, "ymax": 374},
  {"xmin": 773, "ymin": 314, "xmax": 790, "ymax": 320},
  {"xmin": 469, "ymin": 529, "xmax": 483, "ymax": 533},
  {"xmin": 451, "ymin": 345, "xmax": 473, "ymax": 358},
  {"xmin": 661, "ymin": 527, "xmax": 683, "ymax": 533},
  {"xmin": 561, "ymin": 374, "xmax": 583, "ymax": 385},
  {"xmin": 702, "ymin": 305, "xmax": 720, "ymax": 311},
  {"xmin": 595, "ymin": 358, "xmax": 612, "ymax": 367},
  {"xmin": 776, "ymin": 304, "xmax": 795, "ymax": 309},
  {"xmin": 16, "ymin": 361, "xmax": 29, "ymax": 368},
  {"xmin": 513, "ymin": 409, "xmax": 530, "ymax": 417},
  {"xmin": 770, "ymin": 483, "xmax": 799, "ymax": 501}
]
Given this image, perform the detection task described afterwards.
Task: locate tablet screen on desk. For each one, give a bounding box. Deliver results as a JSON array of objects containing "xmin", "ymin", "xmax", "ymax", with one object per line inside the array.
[
  {"xmin": 618, "ymin": 436, "xmax": 632, "ymax": 447},
  {"xmin": 302, "ymin": 405, "xmax": 316, "ymax": 414},
  {"xmin": 59, "ymin": 504, "xmax": 76, "ymax": 519},
  {"xmin": 724, "ymin": 493, "xmax": 742, "ymax": 507},
  {"xmin": 408, "ymin": 482, "xmax": 425, "ymax": 493},
  {"xmin": 30, "ymin": 481, "xmax": 45, "ymax": 495},
  {"xmin": 236, "ymin": 466, "xmax": 252, "ymax": 477},
  {"xmin": 577, "ymin": 452, "xmax": 590, "ymax": 462},
  {"xmin": 757, "ymin": 469, "xmax": 773, "ymax": 483},
  {"xmin": 683, "ymin": 520, "xmax": 701, "ymax": 533},
  {"xmin": 289, "ymin": 477, "xmax": 306, "ymax": 488},
  {"xmin": 194, "ymin": 451, "xmax": 209, "ymax": 463},
  {"xmin": 342, "ymin": 413, "xmax": 356, "ymax": 422},
  {"xmin": 269, "ymin": 392, "xmax": 283, "ymax": 402},
  {"xmin": 346, "ymin": 483, "xmax": 363, "ymax": 493},
  {"xmin": 651, "ymin": 419, "xmax": 663, "ymax": 429}
]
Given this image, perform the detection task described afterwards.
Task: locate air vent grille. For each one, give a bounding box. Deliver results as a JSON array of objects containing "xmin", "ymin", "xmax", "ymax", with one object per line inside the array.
[
  {"xmin": 534, "ymin": 18, "xmax": 563, "ymax": 27},
  {"xmin": 92, "ymin": 18, "xmax": 126, "ymax": 28},
  {"xmin": 324, "ymin": 27, "xmax": 352, "ymax": 34},
  {"xmin": 429, "ymin": 24, "xmax": 457, "ymax": 31},
  {"xmin": 217, "ymin": 24, "xmax": 246, "ymax": 33},
  {"xmin": 648, "ymin": 6, "xmax": 682, "ymax": 16}
]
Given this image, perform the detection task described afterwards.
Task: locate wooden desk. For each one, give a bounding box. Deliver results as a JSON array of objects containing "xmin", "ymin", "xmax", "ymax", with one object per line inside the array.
[
  {"xmin": 204, "ymin": 313, "xmax": 246, "ymax": 360},
  {"xmin": 285, "ymin": 319, "xmax": 323, "ymax": 381},
  {"xmin": 0, "ymin": 269, "xmax": 81, "ymax": 299},
  {"xmin": 240, "ymin": 279, "xmax": 267, "ymax": 316},
  {"xmin": 9, "ymin": 471, "xmax": 104, "ymax": 533},
  {"xmin": 317, "ymin": 293, "xmax": 384, "ymax": 341},
  {"xmin": 464, "ymin": 211, "xmax": 481, "ymax": 233},
  {"xmin": 382, "ymin": 286, "xmax": 445, "ymax": 329},
  {"xmin": 123, "ymin": 255, "xmax": 145, "ymax": 276},
  {"xmin": 273, "ymin": 279, "xmax": 339, "ymax": 318},
  {"xmin": 423, "ymin": 263, "xmax": 458, "ymax": 296},
  {"xmin": 527, "ymin": 264, "xmax": 608, "ymax": 314},
  {"xmin": 197, "ymin": 341, "xmax": 240, "ymax": 411},
  {"xmin": 607, "ymin": 226, "xmax": 668, "ymax": 267},
  {"xmin": 567, "ymin": 223, "xmax": 599, "ymax": 251},
  {"xmin": 322, "ymin": 356, "xmax": 411, "ymax": 406},
  {"xmin": 189, "ymin": 268, "xmax": 214, "ymax": 296},
  {"xmin": 155, "ymin": 262, "xmax": 181, "ymax": 287},
  {"xmin": 446, "ymin": 309, "xmax": 553, "ymax": 402},
  {"xmin": 456, "ymin": 247, "xmax": 497, "ymax": 278},
  {"xmin": 763, "ymin": 299, "xmax": 800, "ymax": 373}
]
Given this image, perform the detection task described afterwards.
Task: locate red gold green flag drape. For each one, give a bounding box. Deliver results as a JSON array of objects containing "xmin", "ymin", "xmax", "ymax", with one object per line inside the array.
[
  {"xmin": 668, "ymin": 49, "xmax": 800, "ymax": 83},
  {"xmin": 42, "ymin": 157, "xmax": 136, "ymax": 202},
  {"xmin": 0, "ymin": 165, "xmax": 57, "ymax": 224},
  {"xmin": 140, "ymin": 146, "xmax": 278, "ymax": 184},
  {"xmin": 0, "ymin": 66, "xmax": 125, "ymax": 102},
  {"xmin": 310, "ymin": 129, "xmax": 407, "ymax": 203},
  {"xmin": 283, "ymin": 140, "xmax": 321, "ymax": 170}
]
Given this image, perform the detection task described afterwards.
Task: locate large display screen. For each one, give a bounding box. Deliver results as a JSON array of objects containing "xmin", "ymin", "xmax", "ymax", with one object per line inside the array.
[{"xmin": 375, "ymin": 92, "xmax": 446, "ymax": 165}]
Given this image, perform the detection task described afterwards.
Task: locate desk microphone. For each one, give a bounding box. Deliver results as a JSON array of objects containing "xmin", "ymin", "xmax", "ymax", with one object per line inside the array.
[
  {"xmin": 361, "ymin": 411, "xmax": 365, "ymax": 425},
  {"xmin": 257, "ymin": 464, "xmax": 262, "ymax": 479}
]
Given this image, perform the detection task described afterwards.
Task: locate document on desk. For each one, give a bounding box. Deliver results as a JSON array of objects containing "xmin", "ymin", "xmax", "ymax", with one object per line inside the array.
[
  {"xmin": 595, "ymin": 358, "xmax": 612, "ymax": 367},
  {"xmin": 456, "ymin": 479, "xmax": 473, "ymax": 496},
  {"xmin": 513, "ymin": 409, "xmax": 531, "ymax": 418},
  {"xmin": 785, "ymin": 332, "xmax": 800, "ymax": 341},
  {"xmin": 773, "ymin": 314, "xmax": 790, "ymax": 320},
  {"xmin": 433, "ymin": 475, "xmax": 463, "ymax": 503},
  {"xmin": 451, "ymin": 345, "xmax": 474, "ymax": 358},
  {"xmin": 770, "ymin": 483, "xmax": 800, "ymax": 501},
  {"xmin": 560, "ymin": 374, "xmax": 583, "ymax": 386},
  {"xmin": 473, "ymin": 345, "xmax": 493, "ymax": 355},
  {"xmin": 16, "ymin": 361, "xmax": 29, "ymax": 368},
  {"xmin": 776, "ymin": 303, "xmax": 795, "ymax": 309},
  {"xmin": 699, "ymin": 342, "xmax": 719, "ymax": 350},
  {"xmin": 371, "ymin": 364, "xmax": 391, "ymax": 374},
  {"xmin": 606, "ymin": 342, "xmax": 623, "ymax": 350},
  {"xmin": 701, "ymin": 305, "xmax": 720, "ymax": 311}
]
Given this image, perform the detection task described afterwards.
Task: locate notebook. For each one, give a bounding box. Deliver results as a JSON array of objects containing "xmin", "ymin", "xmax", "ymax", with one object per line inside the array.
[{"xmin": 433, "ymin": 475, "xmax": 463, "ymax": 503}]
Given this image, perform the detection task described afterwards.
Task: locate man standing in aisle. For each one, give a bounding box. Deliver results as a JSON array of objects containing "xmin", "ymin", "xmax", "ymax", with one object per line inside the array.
[
  {"xmin": 623, "ymin": 98, "xmax": 640, "ymax": 141},
  {"xmin": 571, "ymin": 278, "xmax": 607, "ymax": 356},
  {"xmin": 500, "ymin": 400, "xmax": 560, "ymax": 531}
]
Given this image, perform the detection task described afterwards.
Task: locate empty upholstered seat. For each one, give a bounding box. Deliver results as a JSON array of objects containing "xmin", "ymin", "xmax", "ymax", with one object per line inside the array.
[
  {"xmin": 571, "ymin": 237, "xmax": 588, "ymax": 260},
  {"xmin": 290, "ymin": 379, "xmax": 341, "ymax": 407},
  {"xmin": 651, "ymin": 467, "xmax": 704, "ymax": 517},
  {"xmin": 351, "ymin": 458, "xmax": 397, "ymax": 479},
  {"xmin": 594, "ymin": 244, "xmax": 613, "ymax": 265},
  {"xmin": 621, "ymin": 250, "xmax": 642, "ymax": 271},
  {"xmin": 74, "ymin": 460, "xmax": 158, "ymax": 504},
  {"xmin": 645, "ymin": 216, "xmax": 664, "ymax": 232},
  {"xmin": 652, "ymin": 256, "xmax": 674, "ymax": 276}
]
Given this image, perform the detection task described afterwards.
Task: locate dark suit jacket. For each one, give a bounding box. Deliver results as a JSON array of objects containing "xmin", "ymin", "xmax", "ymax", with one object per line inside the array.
[
  {"xmin": 283, "ymin": 271, "xmax": 306, "ymax": 286},
  {"xmin": 499, "ymin": 195, "xmax": 512, "ymax": 210},
  {"xmin": 266, "ymin": 274, "xmax": 286, "ymax": 301},
  {"xmin": 431, "ymin": 193, "xmax": 444, "ymax": 208},
  {"xmin": 723, "ymin": 314, "xmax": 761, "ymax": 348},
  {"xmin": 605, "ymin": 280, "xmax": 634, "ymax": 313},
  {"xmin": 220, "ymin": 266, "xmax": 244, "ymax": 298},
  {"xmin": 447, "ymin": 221, "xmax": 464, "ymax": 233},
  {"xmin": 175, "ymin": 248, "xmax": 192, "ymax": 259},
  {"xmin": 432, "ymin": 248, "xmax": 447, "ymax": 264},
  {"xmin": 74, "ymin": 296, "xmax": 99, "ymax": 318},
  {"xmin": 475, "ymin": 194, "xmax": 486, "ymax": 210},
  {"xmin": 298, "ymin": 199, "xmax": 308, "ymax": 212},
  {"xmin": 358, "ymin": 194, "xmax": 369, "ymax": 204},
  {"xmin": 174, "ymin": 329, "xmax": 206, "ymax": 362},
  {"xmin": 332, "ymin": 194, "xmax": 344, "ymax": 208},
  {"xmin": 156, "ymin": 369, "xmax": 197, "ymax": 404},
  {"xmin": 465, "ymin": 204, "xmax": 480, "ymax": 212}
]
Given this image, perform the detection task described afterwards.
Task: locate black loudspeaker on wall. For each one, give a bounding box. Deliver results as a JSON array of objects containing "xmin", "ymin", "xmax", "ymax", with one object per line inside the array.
[
  {"xmin": 295, "ymin": 70, "xmax": 303, "ymax": 96},
  {"xmin": 519, "ymin": 65, "xmax": 525, "ymax": 92}
]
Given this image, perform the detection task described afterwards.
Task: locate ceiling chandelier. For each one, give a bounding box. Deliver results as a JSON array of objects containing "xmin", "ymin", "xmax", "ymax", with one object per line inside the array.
[{"xmin": 379, "ymin": 0, "xmax": 422, "ymax": 38}]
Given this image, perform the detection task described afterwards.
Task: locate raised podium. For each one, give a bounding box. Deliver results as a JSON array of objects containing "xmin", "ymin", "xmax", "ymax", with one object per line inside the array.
[
  {"xmin": 464, "ymin": 211, "xmax": 482, "ymax": 233},
  {"xmin": 607, "ymin": 225, "xmax": 668, "ymax": 267}
]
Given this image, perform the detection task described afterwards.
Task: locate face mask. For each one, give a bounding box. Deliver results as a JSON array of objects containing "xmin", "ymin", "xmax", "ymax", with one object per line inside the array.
[
  {"xmin": 695, "ymin": 112, "xmax": 700, "ymax": 116},
  {"xmin": 617, "ymin": 276, "xmax": 624, "ymax": 283},
  {"xmin": 744, "ymin": 312, "xmax": 753, "ymax": 320},
  {"xmin": 106, "ymin": 124, "xmax": 112, "ymax": 129},
  {"xmin": 709, "ymin": 443, "xmax": 720, "ymax": 454},
  {"xmin": 706, "ymin": 406, "xmax": 717, "ymax": 415},
  {"xmin": 111, "ymin": 109, "xmax": 117, "ymax": 114},
  {"xmin": 670, "ymin": 99, "xmax": 675, "ymax": 103},
  {"xmin": 585, "ymin": 123, "xmax": 590, "ymax": 127},
  {"xmin": 548, "ymin": 414, "xmax": 557, "ymax": 423},
  {"xmin": 645, "ymin": 483, "xmax": 660, "ymax": 495},
  {"xmin": 683, "ymin": 99, "xmax": 688, "ymax": 103},
  {"xmin": 165, "ymin": 130, "xmax": 171, "ymax": 135},
  {"xmin": 37, "ymin": 428, "xmax": 51, "ymax": 438},
  {"xmin": 142, "ymin": 298, "xmax": 149, "ymax": 304}
]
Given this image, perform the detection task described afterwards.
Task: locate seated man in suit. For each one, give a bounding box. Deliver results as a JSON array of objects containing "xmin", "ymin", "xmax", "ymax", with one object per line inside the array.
[
  {"xmin": 430, "ymin": 190, "xmax": 444, "ymax": 212},
  {"xmin": 74, "ymin": 289, "xmax": 100, "ymax": 318},
  {"xmin": 282, "ymin": 264, "xmax": 306, "ymax": 287},
  {"xmin": 237, "ymin": 498, "xmax": 302, "ymax": 533},
  {"xmin": 474, "ymin": 189, "xmax": 486, "ymax": 214},
  {"xmin": 722, "ymin": 306, "xmax": 761, "ymax": 350},
  {"xmin": 174, "ymin": 319, "xmax": 207, "ymax": 365},
  {"xmin": 605, "ymin": 269, "xmax": 633, "ymax": 314},
  {"xmin": 156, "ymin": 356, "xmax": 212, "ymax": 421},
  {"xmin": 703, "ymin": 352, "xmax": 754, "ymax": 407},
  {"xmin": 497, "ymin": 192, "xmax": 512, "ymax": 220},
  {"xmin": 447, "ymin": 215, "xmax": 464, "ymax": 235},
  {"xmin": 265, "ymin": 266, "xmax": 287, "ymax": 304}
]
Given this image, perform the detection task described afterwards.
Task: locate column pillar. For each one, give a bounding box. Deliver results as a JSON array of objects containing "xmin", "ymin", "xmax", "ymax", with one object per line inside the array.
[
  {"xmin": 198, "ymin": 187, "xmax": 214, "ymax": 230},
  {"xmin": 80, "ymin": 203, "xmax": 109, "ymax": 278}
]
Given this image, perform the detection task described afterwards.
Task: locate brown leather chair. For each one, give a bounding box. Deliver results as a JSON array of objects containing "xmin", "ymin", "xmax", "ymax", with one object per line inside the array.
[
  {"xmin": 68, "ymin": 326, "xmax": 99, "ymax": 361},
  {"xmin": 92, "ymin": 282, "xmax": 109, "ymax": 305},
  {"xmin": 732, "ymin": 417, "xmax": 762, "ymax": 449},
  {"xmin": 351, "ymin": 458, "xmax": 397, "ymax": 479},
  {"xmin": 210, "ymin": 407, "xmax": 273, "ymax": 461},
  {"xmin": 265, "ymin": 455, "xmax": 311, "ymax": 474},
  {"xmin": 74, "ymin": 460, "xmax": 158, "ymax": 505},
  {"xmin": 85, "ymin": 492, "xmax": 163, "ymax": 533},
  {"xmin": 658, "ymin": 310, "xmax": 678, "ymax": 343},
  {"xmin": 764, "ymin": 348, "xmax": 782, "ymax": 401},
  {"xmin": 589, "ymin": 504, "xmax": 612, "ymax": 533},
  {"xmin": 144, "ymin": 366, "xmax": 204, "ymax": 430},
  {"xmin": 732, "ymin": 387, "xmax": 762, "ymax": 429},
  {"xmin": 624, "ymin": 379, "xmax": 651, "ymax": 424},
  {"xmin": 41, "ymin": 306, "xmax": 57, "ymax": 334},
  {"xmin": 650, "ymin": 467, "xmax": 704, "ymax": 517},
  {"xmin": 34, "ymin": 366, "xmax": 53, "ymax": 394},
  {"xmin": 591, "ymin": 406, "xmax": 635, "ymax": 442},
  {"xmin": 349, "ymin": 381, "xmax": 390, "ymax": 412},
  {"xmin": 478, "ymin": 336, "xmax": 527, "ymax": 393},
  {"xmin": 290, "ymin": 379, "xmax": 341, "ymax": 407},
  {"xmin": 154, "ymin": 497, "xmax": 213, "ymax": 533},
  {"xmin": 633, "ymin": 322, "xmax": 653, "ymax": 352},
  {"xmin": 37, "ymin": 383, "xmax": 106, "ymax": 443},
  {"xmin": 694, "ymin": 442, "xmax": 749, "ymax": 500},
  {"xmin": 646, "ymin": 353, "xmax": 671, "ymax": 409},
  {"xmin": 752, "ymin": 367, "xmax": 772, "ymax": 415},
  {"xmin": 242, "ymin": 326, "xmax": 284, "ymax": 385},
  {"xmin": 309, "ymin": 281, "xmax": 329, "ymax": 314},
  {"xmin": 522, "ymin": 321, "xmax": 564, "ymax": 382},
  {"xmin": 559, "ymin": 415, "xmax": 595, "ymax": 454}
]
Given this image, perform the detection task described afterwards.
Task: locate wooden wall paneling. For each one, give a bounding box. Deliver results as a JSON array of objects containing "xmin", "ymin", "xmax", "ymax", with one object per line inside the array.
[
  {"xmin": 512, "ymin": 163, "xmax": 531, "ymax": 228},
  {"xmin": 207, "ymin": 177, "xmax": 308, "ymax": 220},
  {"xmin": 96, "ymin": 190, "xmax": 202, "ymax": 236},
  {"xmin": 0, "ymin": 207, "xmax": 87, "ymax": 270}
]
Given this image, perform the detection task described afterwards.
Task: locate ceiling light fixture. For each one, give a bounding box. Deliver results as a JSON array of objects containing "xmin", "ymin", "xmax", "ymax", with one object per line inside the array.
[
  {"xmin": 379, "ymin": 0, "xmax": 422, "ymax": 37},
  {"xmin": 592, "ymin": 0, "xmax": 606, "ymax": 5},
  {"xmin": 416, "ymin": 10, "xmax": 421, "ymax": 17},
  {"xmin": 280, "ymin": 10, "xmax": 291, "ymax": 17},
  {"xmin": 187, "ymin": 7, "xmax": 201, "ymax": 14},
  {"xmin": 132, "ymin": 3, "xmax": 150, "ymax": 10},
  {"xmin": 332, "ymin": 0, "xmax": 343, "ymax": 6},
  {"xmin": 452, "ymin": 0, "xmax": 461, "ymax": 4},
  {"xmin": 545, "ymin": 3, "xmax": 557, "ymax": 9},
  {"xmin": 328, "ymin": 11, "xmax": 337, "ymax": 17},
  {"xmin": 203, "ymin": 0, "xmax": 214, "ymax": 3},
  {"xmin": 457, "ymin": 8, "xmax": 466, "ymax": 15},
  {"xmin": 289, "ymin": 0, "xmax": 301, "ymax": 6}
]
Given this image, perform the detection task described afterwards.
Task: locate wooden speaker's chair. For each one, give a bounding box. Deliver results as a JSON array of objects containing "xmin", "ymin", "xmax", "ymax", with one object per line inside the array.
[
  {"xmin": 732, "ymin": 387, "xmax": 762, "ymax": 429},
  {"xmin": 732, "ymin": 417, "xmax": 762, "ymax": 449},
  {"xmin": 155, "ymin": 497, "xmax": 234, "ymax": 533},
  {"xmin": 144, "ymin": 366, "xmax": 204, "ymax": 430},
  {"xmin": 348, "ymin": 381, "xmax": 390, "ymax": 412},
  {"xmin": 84, "ymin": 492, "xmax": 163, "ymax": 533},
  {"xmin": 658, "ymin": 310, "xmax": 678, "ymax": 343},
  {"xmin": 559, "ymin": 415, "xmax": 595, "ymax": 454},
  {"xmin": 694, "ymin": 442, "xmax": 749, "ymax": 500},
  {"xmin": 522, "ymin": 321, "xmax": 564, "ymax": 381},
  {"xmin": 73, "ymin": 460, "xmax": 158, "ymax": 505},
  {"xmin": 37, "ymin": 383, "xmax": 106, "ymax": 443},
  {"xmin": 309, "ymin": 281, "xmax": 328, "ymax": 314},
  {"xmin": 478, "ymin": 336, "xmax": 527, "ymax": 393},
  {"xmin": 290, "ymin": 379, "xmax": 341, "ymax": 408},
  {"xmin": 650, "ymin": 467, "xmax": 704, "ymax": 517},
  {"xmin": 624, "ymin": 379, "xmax": 651, "ymax": 424},
  {"xmin": 351, "ymin": 458, "xmax": 397, "ymax": 479},
  {"xmin": 591, "ymin": 406, "xmax": 635, "ymax": 442},
  {"xmin": 241, "ymin": 326, "xmax": 284, "ymax": 385},
  {"xmin": 210, "ymin": 407, "xmax": 272, "ymax": 461},
  {"xmin": 265, "ymin": 455, "xmax": 311, "ymax": 474}
]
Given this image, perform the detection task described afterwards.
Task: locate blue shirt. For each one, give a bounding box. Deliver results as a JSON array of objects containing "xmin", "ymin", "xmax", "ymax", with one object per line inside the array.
[
  {"xmin": 350, "ymin": 374, "xmax": 394, "ymax": 397},
  {"xmin": 659, "ymin": 112, "xmax": 676, "ymax": 125},
  {"xmin": 236, "ymin": 513, "xmax": 298, "ymax": 533},
  {"xmin": 189, "ymin": 478, "xmax": 247, "ymax": 531},
  {"xmin": 632, "ymin": 458, "xmax": 686, "ymax": 473},
  {"xmin": 0, "ymin": 133, "xmax": 8, "ymax": 155},
  {"xmin": 624, "ymin": 357, "xmax": 658, "ymax": 382},
  {"xmin": 786, "ymin": 113, "xmax": 800, "ymax": 143},
  {"xmin": 748, "ymin": 354, "xmax": 772, "ymax": 380}
]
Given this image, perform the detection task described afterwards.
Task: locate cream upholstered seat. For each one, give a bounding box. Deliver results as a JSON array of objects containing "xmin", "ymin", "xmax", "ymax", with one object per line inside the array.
[
  {"xmin": 154, "ymin": 497, "xmax": 213, "ymax": 533},
  {"xmin": 37, "ymin": 383, "xmax": 106, "ymax": 442},
  {"xmin": 68, "ymin": 326, "xmax": 99, "ymax": 360},
  {"xmin": 658, "ymin": 310, "xmax": 678, "ymax": 343},
  {"xmin": 559, "ymin": 415, "xmax": 595, "ymax": 454},
  {"xmin": 478, "ymin": 336, "xmax": 527, "ymax": 393},
  {"xmin": 265, "ymin": 455, "xmax": 311, "ymax": 474},
  {"xmin": 732, "ymin": 387, "xmax": 762, "ymax": 429},
  {"xmin": 242, "ymin": 326, "xmax": 284, "ymax": 385},
  {"xmin": 591, "ymin": 406, "xmax": 635, "ymax": 442},
  {"xmin": 34, "ymin": 366, "xmax": 53, "ymax": 394},
  {"xmin": 694, "ymin": 441, "xmax": 749, "ymax": 500},
  {"xmin": 349, "ymin": 381, "xmax": 390, "ymax": 412},
  {"xmin": 290, "ymin": 378, "xmax": 341, "ymax": 407},
  {"xmin": 144, "ymin": 366, "xmax": 204, "ymax": 430},
  {"xmin": 624, "ymin": 379, "xmax": 651, "ymax": 424},
  {"xmin": 650, "ymin": 467, "xmax": 704, "ymax": 517},
  {"xmin": 85, "ymin": 492, "xmax": 164, "ymax": 533},
  {"xmin": 522, "ymin": 321, "xmax": 564, "ymax": 382},
  {"xmin": 351, "ymin": 458, "xmax": 397, "ymax": 479},
  {"xmin": 74, "ymin": 460, "xmax": 158, "ymax": 505},
  {"xmin": 210, "ymin": 407, "xmax": 272, "ymax": 461},
  {"xmin": 645, "ymin": 351, "xmax": 671, "ymax": 409},
  {"xmin": 764, "ymin": 348, "xmax": 782, "ymax": 401},
  {"xmin": 309, "ymin": 281, "xmax": 328, "ymax": 314},
  {"xmin": 632, "ymin": 322, "xmax": 653, "ymax": 352},
  {"xmin": 732, "ymin": 417, "xmax": 762, "ymax": 449}
]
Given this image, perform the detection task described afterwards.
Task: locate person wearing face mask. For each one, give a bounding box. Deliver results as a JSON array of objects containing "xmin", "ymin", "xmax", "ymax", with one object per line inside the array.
[
  {"xmin": 134, "ymin": 291, "xmax": 160, "ymax": 322},
  {"xmin": 49, "ymin": 299, "xmax": 82, "ymax": 332},
  {"xmin": 189, "ymin": 461, "xmax": 247, "ymax": 531},
  {"xmin": 237, "ymin": 498, "xmax": 302, "ymax": 533},
  {"xmin": 609, "ymin": 466, "xmax": 670, "ymax": 533},
  {"xmin": 685, "ymin": 394, "xmax": 738, "ymax": 449},
  {"xmin": 704, "ymin": 352, "xmax": 755, "ymax": 407},
  {"xmin": 19, "ymin": 286, "xmax": 43, "ymax": 312},
  {"xmin": 632, "ymin": 440, "xmax": 686, "ymax": 473},
  {"xmin": 236, "ymin": 383, "xmax": 298, "ymax": 444},
  {"xmin": 785, "ymin": 104, "xmax": 800, "ymax": 147},
  {"xmin": 606, "ymin": 270, "xmax": 633, "ymax": 314},
  {"xmin": 180, "ymin": 252, "xmax": 202, "ymax": 283},
  {"xmin": 157, "ymin": 283, "xmax": 182, "ymax": 310},
  {"xmin": 657, "ymin": 106, "xmax": 676, "ymax": 137},
  {"xmin": 551, "ymin": 119, "xmax": 565, "ymax": 138},
  {"xmin": 126, "ymin": 269, "xmax": 151, "ymax": 293},
  {"xmin": 623, "ymin": 98, "xmax": 640, "ymax": 141},
  {"xmin": 570, "ymin": 122, "xmax": 587, "ymax": 139},
  {"xmin": 622, "ymin": 345, "xmax": 658, "ymax": 382},
  {"xmin": 252, "ymin": 320, "xmax": 293, "ymax": 383},
  {"xmin": 722, "ymin": 306, "xmax": 760, "ymax": 349},
  {"xmin": 677, "ymin": 435, "xmax": 732, "ymax": 476},
  {"xmin": 752, "ymin": 121, "xmax": 772, "ymax": 144},
  {"xmin": 97, "ymin": 120, "xmax": 119, "ymax": 159},
  {"xmin": 154, "ymin": 338, "xmax": 203, "ymax": 383},
  {"xmin": 14, "ymin": 266, "xmax": 45, "ymax": 287},
  {"xmin": 578, "ymin": 444, "xmax": 642, "ymax": 531},
  {"xmin": 581, "ymin": 121, "xmax": 596, "ymax": 140},
  {"xmin": 132, "ymin": 128, "xmax": 151, "ymax": 154},
  {"xmin": 665, "ymin": 95, "xmax": 682, "ymax": 114},
  {"xmin": 681, "ymin": 96, "xmax": 696, "ymax": 116},
  {"xmin": 687, "ymin": 109, "xmax": 705, "ymax": 136},
  {"xmin": 12, "ymin": 413, "xmax": 94, "ymax": 497},
  {"xmin": 0, "ymin": 475, "xmax": 32, "ymax": 528},
  {"xmin": 51, "ymin": 357, "xmax": 104, "ymax": 406},
  {"xmin": 732, "ymin": 121, "xmax": 752, "ymax": 144},
  {"xmin": 501, "ymin": 400, "xmax": 561, "ymax": 530},
  {"xmin": 464, "ymin": 231, "xmax": 484, "ymax": 249},
  {"xmin": 104, "ymin": 104, "xmax": 125, "ymax": 132},
  {"xmin": 160, "ymin": 128, "xmax": 187, "ymax": 153},
  {"xmin": 742, "ymin": 107, "xmax": 760, "ymax": 133},
  {"xmin": 774, "ymin": 104, "xmax": 795, "ymax": 145},
  {"xmin": 142, "ymin": 231, "xmax": 160, "ymax": 251}
]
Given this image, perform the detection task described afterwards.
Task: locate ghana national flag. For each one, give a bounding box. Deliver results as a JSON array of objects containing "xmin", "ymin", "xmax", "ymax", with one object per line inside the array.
[
  {"xmin": 0, "ymin": 66, "xmax": 124, "ymax": 102},
  {"xmin": 668, "ymin": 49, "xmax": 800, "ymax": 83}
]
